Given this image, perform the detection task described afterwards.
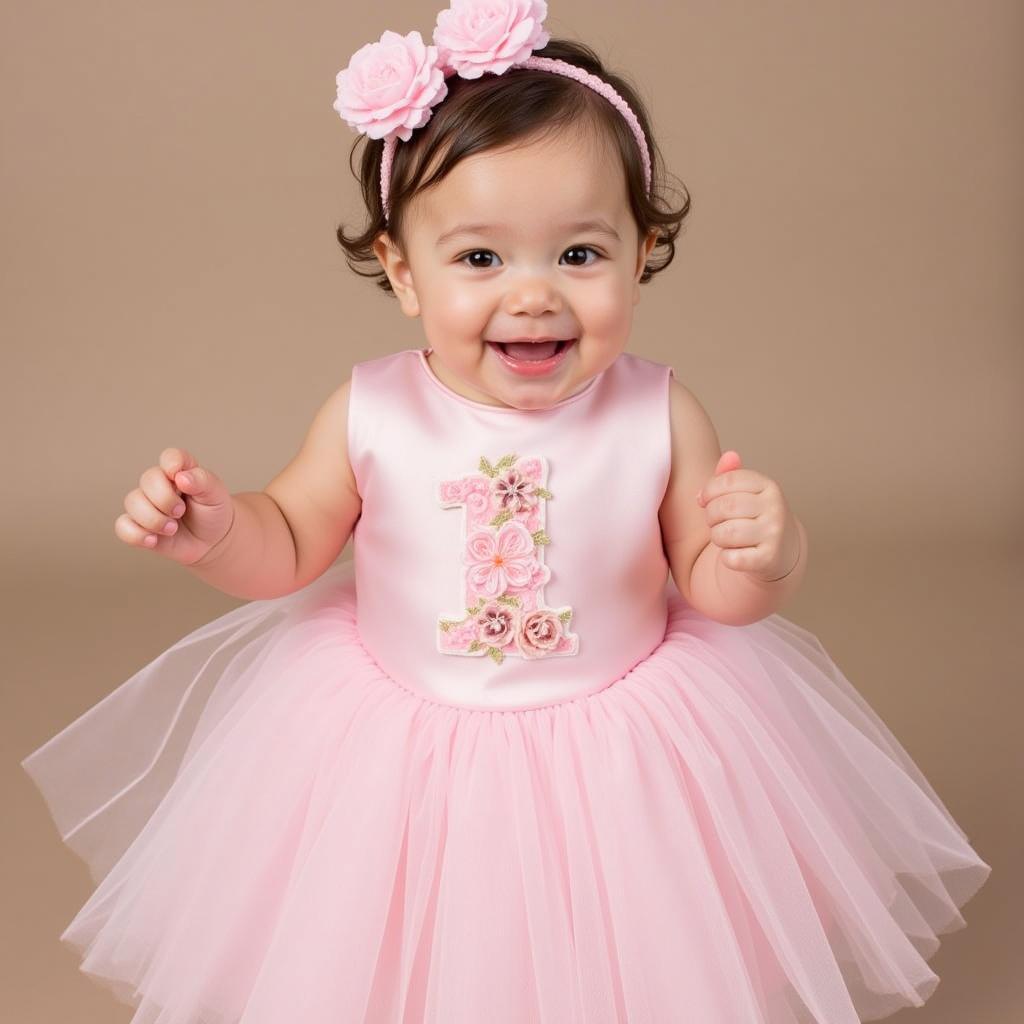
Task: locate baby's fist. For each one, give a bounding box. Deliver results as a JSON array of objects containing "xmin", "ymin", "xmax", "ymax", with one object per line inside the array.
[{"xmin": 114, "ymin": 447, "xmax": 235, "ymax": 566}]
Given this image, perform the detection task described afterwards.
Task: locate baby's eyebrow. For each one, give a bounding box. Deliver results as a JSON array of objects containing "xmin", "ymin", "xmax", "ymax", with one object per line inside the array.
[{"xmin": 435, "ymin": 218, "xmax": 621, "ymax": 247}]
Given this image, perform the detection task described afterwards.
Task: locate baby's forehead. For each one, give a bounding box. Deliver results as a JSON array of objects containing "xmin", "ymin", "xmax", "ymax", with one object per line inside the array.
[
  {"xmin": 410, "ymin": 133, "xmax": 632, "ymax": 240},
  {"xmin": 440, "ymin": 125, "xmax": 621, "ymax": 188}
]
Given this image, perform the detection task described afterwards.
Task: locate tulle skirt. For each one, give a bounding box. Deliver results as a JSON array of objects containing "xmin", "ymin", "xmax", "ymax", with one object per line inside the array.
[{"xmin": 21, "ymin": 557, "xmax": 990, "ymax": 1023}]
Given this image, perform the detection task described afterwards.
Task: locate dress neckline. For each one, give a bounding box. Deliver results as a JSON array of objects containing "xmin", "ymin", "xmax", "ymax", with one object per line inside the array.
[{"xmin": 415, "ymin": 347, "xmax": 604, "ymax": 413}]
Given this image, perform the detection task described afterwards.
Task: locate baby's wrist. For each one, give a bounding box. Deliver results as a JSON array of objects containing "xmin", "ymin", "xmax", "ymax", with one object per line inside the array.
[{"xmin": 187, "ymin": 499, "xmax": 238, "ymax": 570}]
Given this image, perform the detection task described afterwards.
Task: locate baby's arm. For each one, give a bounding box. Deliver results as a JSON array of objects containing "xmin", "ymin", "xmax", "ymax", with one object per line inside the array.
[
  {"xmin": 658, "ymin": 377, "xmax": 807, "ymax": 626},
  {"xmin": 186, "ymin": 379, "xmax": 362, "ymax": 600}
]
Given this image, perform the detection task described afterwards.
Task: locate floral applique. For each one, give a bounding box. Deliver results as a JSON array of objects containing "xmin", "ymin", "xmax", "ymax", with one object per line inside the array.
[{"xmin": 437, "ymin": 453, "xmax": 579, "ymax": 664}]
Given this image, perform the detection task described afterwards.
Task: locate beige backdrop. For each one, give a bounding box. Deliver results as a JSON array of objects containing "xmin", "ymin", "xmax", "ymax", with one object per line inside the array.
[{"xmin": 4, "ymin": 1, "xmax": 1020, "ymax": 1020}]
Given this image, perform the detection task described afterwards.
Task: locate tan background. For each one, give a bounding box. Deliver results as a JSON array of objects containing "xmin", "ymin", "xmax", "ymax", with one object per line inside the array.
[{"xmin": 4, "ymin": 1, "xmax": 1020, "ymax": 1020}]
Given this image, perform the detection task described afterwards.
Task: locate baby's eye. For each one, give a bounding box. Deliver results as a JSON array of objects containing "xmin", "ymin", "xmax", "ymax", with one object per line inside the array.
[
  {"xmin": 457, "ymin": 246, "xmax": 605, "ymax": 270},
  {"xmin": 560, "ymin": 246, "xmax": 603, "ymax": 267},
  {"xmin": 460, "ymin": 250, "xmax": 500, "ymax": 269}
]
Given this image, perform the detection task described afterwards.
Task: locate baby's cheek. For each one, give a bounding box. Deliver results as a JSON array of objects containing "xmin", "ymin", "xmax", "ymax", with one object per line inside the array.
[
  {"xmin": 581, "ymin": 282, "xmax": 633, "ymax": 338},
  {"xmin": 437, "ymin": 291, "xmax": 488, "ymax": 339}
]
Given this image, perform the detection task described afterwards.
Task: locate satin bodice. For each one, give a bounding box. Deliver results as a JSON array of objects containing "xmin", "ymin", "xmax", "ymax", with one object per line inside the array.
[{"xmin": 346, "ymin": 347, "xmax": 676, "ymax": 710}]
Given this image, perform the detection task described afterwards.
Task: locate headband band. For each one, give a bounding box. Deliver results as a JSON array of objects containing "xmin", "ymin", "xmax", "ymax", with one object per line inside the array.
[{"xmin": 332, "ymin": 0, "xmax": 652, "ymax": 222}]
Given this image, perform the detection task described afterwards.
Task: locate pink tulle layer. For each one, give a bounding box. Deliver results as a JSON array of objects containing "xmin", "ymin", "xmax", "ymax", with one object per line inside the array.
[{"xmin": 21, "ymin": 558, "xmax": 990, "ymax": 1023}]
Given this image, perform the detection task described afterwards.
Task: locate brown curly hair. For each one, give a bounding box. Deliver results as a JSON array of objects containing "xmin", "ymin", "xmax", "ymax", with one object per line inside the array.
[{"xmin": 336, "ymin": 37, "xmax": 691, "ymax": 296}]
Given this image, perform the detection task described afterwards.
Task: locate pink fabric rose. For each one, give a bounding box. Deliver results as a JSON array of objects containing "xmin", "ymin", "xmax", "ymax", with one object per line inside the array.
[
  {"xmin": 517, "ymin": 608, "xmax": 564, "ymax": 658},
  {"xmin": 434, "ymin": 0, "xmax": 551, "ymax": 79},
  {"xmin": 333, "ymin": 29, "xmax": 449, "ymax": 142}
]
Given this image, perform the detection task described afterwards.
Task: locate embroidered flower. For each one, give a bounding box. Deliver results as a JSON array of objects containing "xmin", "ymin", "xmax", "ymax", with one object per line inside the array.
[
  {"xmin": 465, "ymin": 520, "xmax": 537, "ymax": 597},
  {"xmin": 434, "ymin": 0, "xmax": 551, "ymax": 80},
  {"xmin": 437, "ymin": 451, "xmax": 577, "ymax": 663},
  {"xmin": 493, "ymin": 467, "xmax": 539, "ymax": 515},
  {"xmin": 518, "ymin": 608, "xmax": 565, "ymax": 658},
  {"xmin": 474, "ymin": 601, "xmax": 517, "ymax": 647}
]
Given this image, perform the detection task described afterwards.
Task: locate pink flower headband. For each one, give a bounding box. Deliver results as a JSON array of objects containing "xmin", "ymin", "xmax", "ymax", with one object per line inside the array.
[{"xmin": 332, "ymin": 0, "xmax": 652, "ymax": 222}]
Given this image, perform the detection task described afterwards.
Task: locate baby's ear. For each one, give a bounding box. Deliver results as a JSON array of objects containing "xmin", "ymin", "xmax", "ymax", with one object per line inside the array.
[
  {"xmin": 632, "ymin": 228, "xmax": 658, "ymax": 304},
  {"xmin": 638, "ymin": 228, "xmax": 657, "ymax": 272},
  {"xmin": 373, "ymin": 232, "xmax": 420, "ymax": 317}
]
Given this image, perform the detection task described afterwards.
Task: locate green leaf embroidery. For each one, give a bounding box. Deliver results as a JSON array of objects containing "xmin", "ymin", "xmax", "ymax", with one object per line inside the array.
[
  {"xmin": 487, "ymin": 646, "xmax": 505, "ymax": 664},
  {"xmin": 478, "ymin": 456, "xmax": 496, "ymax": 477},
  {"xmin": 558, "ymin": 609, "xmax": 572, "ymax": 624},
  {"xmin": 489, "ymin": 509, "xmax": 514, "ymax": 528},
  {"xmin": 533, "ymin": 487, "xmax": 553, "ymax": 499},
  {"xmin": 494, "ymin": 453, "xmax": 519, "ymax": 471},
  {"xmin": 531, "ymin": 529, "xmax": 550, "ymax": 546}
]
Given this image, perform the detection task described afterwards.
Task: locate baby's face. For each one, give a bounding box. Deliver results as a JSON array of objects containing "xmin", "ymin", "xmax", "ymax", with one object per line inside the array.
[{"xmin": 374, "ymin": 127, "xmax": 657, "ymax": 410}]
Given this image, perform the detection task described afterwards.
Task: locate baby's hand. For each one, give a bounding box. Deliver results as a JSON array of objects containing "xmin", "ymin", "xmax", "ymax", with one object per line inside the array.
[
  {"xmin": 696, "ymin": 451, "xmax": 802, "ymax": 582},
  {"xmin": 114, "ymin": 447, "xmax": 235, "ymax": 566}
]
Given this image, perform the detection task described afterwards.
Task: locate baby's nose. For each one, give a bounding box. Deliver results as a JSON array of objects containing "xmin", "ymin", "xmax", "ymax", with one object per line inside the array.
[{"xmin": 504, "ymin": 276, "xmax": 563, "ymax": 316}]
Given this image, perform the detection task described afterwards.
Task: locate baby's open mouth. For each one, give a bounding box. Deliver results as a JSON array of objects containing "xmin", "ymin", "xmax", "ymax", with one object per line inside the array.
[{"xmin": 487, "ymin": 339, "xmax": 572, "ymax": 361}]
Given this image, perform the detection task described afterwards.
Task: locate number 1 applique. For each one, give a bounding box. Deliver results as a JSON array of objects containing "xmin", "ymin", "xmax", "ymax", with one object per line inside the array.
[{"xmin": 436, "ymin": 452, "xmax": 579, "ymax": 664}]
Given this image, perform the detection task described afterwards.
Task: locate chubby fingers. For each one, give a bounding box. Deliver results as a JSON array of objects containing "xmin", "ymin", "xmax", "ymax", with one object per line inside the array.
[
  {"xmin": 114, "ymin": 448, "xmax": 196, "ymax": 550},
  {"xmin": 696, "ymin": 450, "xmax": 744, "ymax": 506},
  {"xmin": 159, "ymin": 447, "xmax": 199, "ymax": 490},
  {"xmin": 698, "ymin": 472, "xmax": 764, "ymax": 512},
  {"xmin": 118, "ymin": 471, "xmax": 182, "ymax": 549},
  {"xmin": 700, "ymin": 489, "xmax": 762, "ymax": 530}
]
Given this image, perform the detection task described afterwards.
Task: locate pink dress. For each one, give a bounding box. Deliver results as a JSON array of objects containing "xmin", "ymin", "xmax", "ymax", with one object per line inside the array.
[{"xmin": 22, "ymin": 346, "xmax": 990, "ymax": 1023}]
